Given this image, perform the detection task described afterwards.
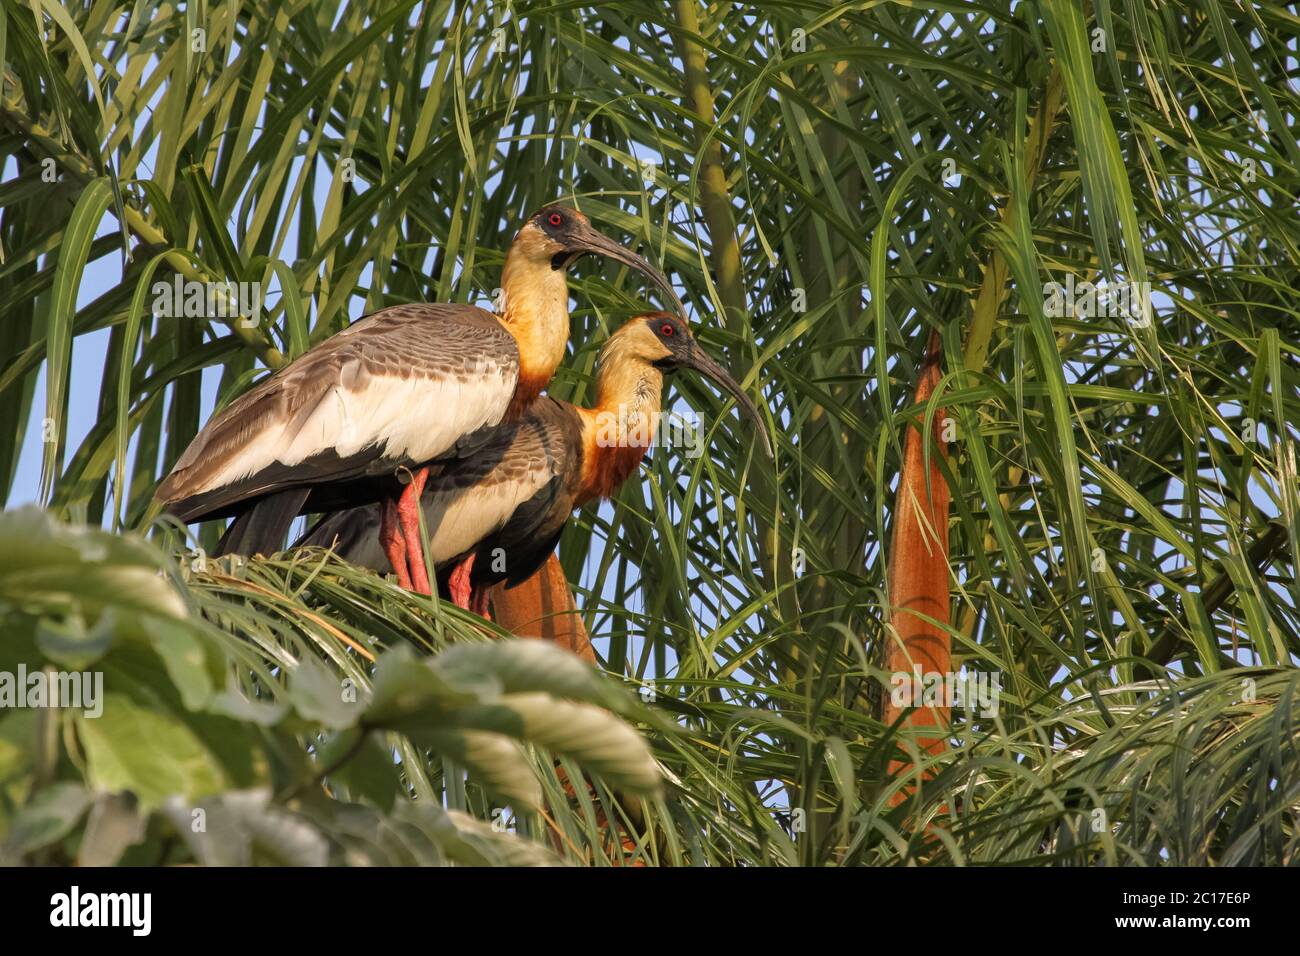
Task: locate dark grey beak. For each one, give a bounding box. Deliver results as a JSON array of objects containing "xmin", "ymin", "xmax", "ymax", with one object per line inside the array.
[
  {"xmin": 567, "ymin": 224, "xmax": 687, "ymax": 318},
  {"xmin": 678, "ymin": 345, "xmax": 774, "ymax": 459}
]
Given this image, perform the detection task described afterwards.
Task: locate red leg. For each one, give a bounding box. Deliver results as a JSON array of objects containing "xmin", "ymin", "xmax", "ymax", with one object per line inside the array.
[
  {"xmin": 379, "ymin": 497, "xmax": 412, "ymax": 590},
  {"xmin": 396, "ymin": 467, "xmax": 431, "ymax": 595},
  {"xmin": 447, "ymin": 553, "xmax": 476, "ymax": 610},
  {"xmin": 469, "ymin": 585, "xmax": 493, "ymax": 620}
]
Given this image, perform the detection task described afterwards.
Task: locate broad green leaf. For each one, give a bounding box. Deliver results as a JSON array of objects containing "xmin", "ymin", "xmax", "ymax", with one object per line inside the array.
[{"xmin": 76, "ymin": 694, "xmax": 227, "ymax": 811}]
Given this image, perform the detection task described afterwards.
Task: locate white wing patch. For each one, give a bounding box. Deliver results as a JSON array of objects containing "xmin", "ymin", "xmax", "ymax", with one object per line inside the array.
[
  {"xmin": 197, "ymin": 359, "xmax": 516, "ymax": 493},
  {"xmin": 326, "ymin": 466, "xmax": 554, "ymax": 572},
  {"xmin": 418, "ymin": 467, "xmax": 555, "ymax": 565}
]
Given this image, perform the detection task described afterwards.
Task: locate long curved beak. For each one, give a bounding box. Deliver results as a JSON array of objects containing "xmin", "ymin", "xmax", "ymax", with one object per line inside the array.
[
  {"xmin": 680, "ymin": 346, "xmax": 774, "ymax": 459},
  {"xmin": 569, "ymin": 224, "xmax": 687, "ymax": 318}
]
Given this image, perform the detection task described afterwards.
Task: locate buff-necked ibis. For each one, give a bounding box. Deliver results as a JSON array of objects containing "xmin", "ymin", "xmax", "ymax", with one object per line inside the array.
[
  {"xmin": 296, "ymin": 312, "xmax": 770, "ymax": 612},
  {"xmin": 155, "ymin": 205, "xmax": 682, "ymax": 591}
]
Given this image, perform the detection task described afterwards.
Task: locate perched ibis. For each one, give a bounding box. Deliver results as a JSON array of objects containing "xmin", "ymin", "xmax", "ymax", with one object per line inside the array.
[
  {"xmin": 296, "ymin": 312, "xmax": 770, "ymax": 612},
  {"xmin": 155, "ymin": 205, "xmax": 682, "ymax": 592}
]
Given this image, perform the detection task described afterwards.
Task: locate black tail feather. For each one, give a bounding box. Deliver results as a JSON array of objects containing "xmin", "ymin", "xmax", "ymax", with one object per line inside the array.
[
  {"xmin": 214, "ymin": 487, "xmax": 311, "ymax": 557},
  {"xmin": 295, "ymin": 506, "xmax": 370, "ymax": 552},
  {"xmin": 292, "ymin": 504, "xmax": 386, "ymax": 570}
]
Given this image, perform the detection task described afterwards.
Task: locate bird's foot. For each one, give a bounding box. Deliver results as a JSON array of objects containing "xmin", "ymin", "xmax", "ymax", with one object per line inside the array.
[
  {"xmin": 396, "ymin": 466, "xmax": 431, "ymax": 595},
  {"xmin": 447, "ymin": 553, "xmax": 476, "ymax": 609},
  {"xmin": 469, "ymin": 585, "xmax": 492, "ymax": 620},
  {"xmin": 380, "ymin": 497, "xmax": 413, "ymax": 590}
]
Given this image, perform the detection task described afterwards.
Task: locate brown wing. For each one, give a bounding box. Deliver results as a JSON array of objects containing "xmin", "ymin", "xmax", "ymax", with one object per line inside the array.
[
  {"xmin": 472, "ymin": 399, "xmax": 586, "ymax": 587},
  {"xmin": 156, "ymin": 304, "xmax": 519, "ymax": 522},
  {"xmin": 298, "ymin": 398, "xmax": 584, "ymax": 577}
]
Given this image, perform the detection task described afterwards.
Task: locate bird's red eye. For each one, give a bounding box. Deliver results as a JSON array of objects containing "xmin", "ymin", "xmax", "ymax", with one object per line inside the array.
[
  {"xmin": 661, "ymin": 323, "xmax": 675, "ymax": 337},
  {"xmin": 548, "ymin": 213, "xmax": 563, "ymax": 226}
]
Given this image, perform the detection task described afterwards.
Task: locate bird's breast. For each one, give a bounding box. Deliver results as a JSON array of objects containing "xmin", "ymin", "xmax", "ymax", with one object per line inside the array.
[{"xmin": 575, "ymin": 412, "xmax": 651, "ymax": 503}]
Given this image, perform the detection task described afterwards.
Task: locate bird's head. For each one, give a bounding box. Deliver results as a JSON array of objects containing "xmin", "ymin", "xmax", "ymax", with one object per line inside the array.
[
  {"xmin": 602, "ymin": 313, "xmax": 773, "ymax": 458},
  {"xmin": 511, "ymin": 205, "xmax": 685, "ymax": 315}
]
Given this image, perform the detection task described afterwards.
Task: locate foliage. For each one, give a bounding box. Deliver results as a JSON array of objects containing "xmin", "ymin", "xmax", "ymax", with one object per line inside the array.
[
  {"xmin": 0, "ymin": 0, "xmax": 1297, "ymax": 864},
  {"xmin": 0, "ymin": 508, "xmax": 658, "ymax": 865}
]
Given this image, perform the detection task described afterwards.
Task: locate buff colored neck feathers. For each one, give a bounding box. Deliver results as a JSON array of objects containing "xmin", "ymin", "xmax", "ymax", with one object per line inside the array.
[
  {"xmin": 499, "ymin": 230, "xmax": 571, "ymax": 416},
  {"xmin": 576, "ymin": 328, "xmax": 665, "ymax": 503}
]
